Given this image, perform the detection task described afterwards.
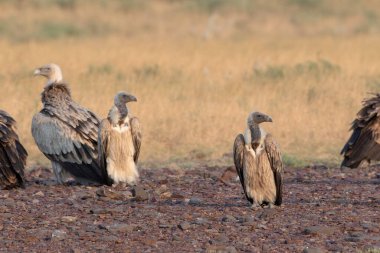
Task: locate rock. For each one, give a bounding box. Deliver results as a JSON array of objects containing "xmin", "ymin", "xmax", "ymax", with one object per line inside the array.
[
  {"xmin": 303, "ymin": 226, "xmax": 337, "ymax": 236},
  {"xmin": 178, "ymin": 221, "xmax": 191, "ymax": 231},
  {"xmin": 51, "ymin": 230, "xmax": 67, "ymax": 241},
  {"xmin": 221, "ymin": 215, "xmax": 236, "ymax": 222},
  {"xmin": 155, "ymin": 184, "xmax": 169, "ymax": 195},
  {"xmin": 213, "ymin": 234, "xmax": 229, "ymax": 243},
  {"xmin": 70, "ymin": 248, "xmax": 81, "ymax": 253},
  {"xmin": 344, "ymin": 236, "xmax": 363, "ymax": 242},
  {"xmin": 219, "ymin": 166, "xmax": 237, "ymax": 185},
  {"xmin": 206, "ymin": 245, "xmax": 237, "ymax": 253},
  {"xmin": 106, "ymin": 224, "xmax": 136, "ymax": 234},
  {"xmin": 302, "ymin": 247, "xmax": 325, "ymax": 253},
  {"xmin": 171, "ymin": 192, "xmax": 186, "ymax": 199},
  {"xmin": 132, "ymin": 186, "xmax": 149, "ymax": 201},
  {"xmin": 194, "ymin": 218, "xmax": 210, "ymax": 225},
  {"xmin": 188, "ymin": 197, "xmax": 202, "ymax": 205},
  {"xmin": 158, "ymin": 224, "xmax": 170, "ymax": 228},
  {"xmin": 90, "ymin": 208, "xmax": 118, "ymax": 214},
  {"xmin": 32, "ymin": 199, "xmax": 40, "ymax": 204},
  {"xmin": 96, "ymin": 188, "xmax": 124, "ymax": 200},
  {"xmin": 61, "ymin": 216, "xmax": 77, "ymax": 223},
  {"xmin": 33, "ymin": 191, "xmax": 45, "ymax": 197},
  {"xmin": 160, "ymin": 191, "xmax": 172, "ymax": 199}
]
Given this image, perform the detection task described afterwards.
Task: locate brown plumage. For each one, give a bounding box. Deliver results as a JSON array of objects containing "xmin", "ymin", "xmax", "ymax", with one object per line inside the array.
[
  {"xmin": 233, "ymin": 111, "xmax": 283, "ymax": 207},
  {"xmin": 32, "ymin": 63, "xmax": 108, "ymax": 185},
  {"xmin": 98, "ymin": 91, "xmax": 141, "ymax": 185},
  {"xmin": 341, "ymin": 93, "xmax": 380, "ymax": 168},
  {"xmin": 0, "ymin": 110, "xmax": 27, "ymax": 189}
]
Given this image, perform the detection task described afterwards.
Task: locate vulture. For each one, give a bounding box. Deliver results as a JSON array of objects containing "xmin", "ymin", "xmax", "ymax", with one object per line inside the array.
[
  {"xmin": 0, "ymin": 110, "xmax": 27, "ymax": 189},
  {"xmin": 341, "ymin": 93, "xmax": 380, "ymax": 168},
  {"xmin": 32, "ymin": 63, "xmax": 108, "ymax": 185},
  {"xmin": 233, "ymin": 111, "xmax": 283, "ymax": 208},
  {"xmin": 98, "ymin": 91, "xmax": 141, "ymax": 185}
]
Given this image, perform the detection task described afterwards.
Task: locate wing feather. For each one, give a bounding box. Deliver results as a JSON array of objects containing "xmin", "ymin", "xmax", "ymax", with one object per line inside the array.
[
  {"xmin": 32, "ymin": 110, "xmax": 107, "ymax": 184},
  {"xmin": 0, "ymin": 110, "xmax": 27, "ymax": 189},
  {"xmin": 233, "ymin": 134, "xmax": 249, "ymax": 200},
  {"xmin": 341, "ymin": 93, "xmax": 380, "ymax": 168},
  {"xmin": 264, "ymin": 134, "xmax": 283, "ymax": 206},
  {"xmin": 98, "ymin": 119, "xmax": 111, "ymax": 175},
  {"xmin": 130, "ymin": 117, "xmax": 142, "ymax": 163}
]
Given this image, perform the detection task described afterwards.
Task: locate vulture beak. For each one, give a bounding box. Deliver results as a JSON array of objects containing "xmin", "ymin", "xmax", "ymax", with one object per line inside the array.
[
  {"xmin": 267, "ymin": 116, "xmax": 273, "ymax": 123},
  {"xmin": 33, "ymin": 68, "xmax": 41, "ymax": 76},
  {"xmin": 127, "ymin": 95, "xmax": 137, "ymax": 103}
]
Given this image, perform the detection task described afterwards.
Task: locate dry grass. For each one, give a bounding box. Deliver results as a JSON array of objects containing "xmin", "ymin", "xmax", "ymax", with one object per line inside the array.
[{"xmin": 1, "ymin": 0, "xmax": 380, "ymax": 167}]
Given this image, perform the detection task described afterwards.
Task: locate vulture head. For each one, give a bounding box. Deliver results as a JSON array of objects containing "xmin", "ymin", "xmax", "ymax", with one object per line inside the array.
[
  {"xmin": 34, "ymin": 63, "xmax": 63, "ymax": 85},
  {"xmin": 114, "ymin": 91, "xmax": 137, "ymax": 106},
  {"xmin": 248, "ymin": 111, "xmax": 273, "ymax": 126}
]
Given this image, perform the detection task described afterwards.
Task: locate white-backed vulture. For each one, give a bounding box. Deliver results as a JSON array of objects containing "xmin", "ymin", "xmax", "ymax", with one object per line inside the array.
[
  {"xmin": 233, "ymin": 111, "xmax": 283, "ymax": 208},
  {"xmin": 32, "ymin": 63, "xmax": 109, "ymax": 185},
  {"xmin": 0, "ymin": 110, "xmax": 27, "ymax": 189},
  {"xmin": 341, "ymin": 93, "xmax": 380, "ymax": 168},
  {"xmin": 98, "ymin": 91, "xmax": 141, "ymax": 185}
]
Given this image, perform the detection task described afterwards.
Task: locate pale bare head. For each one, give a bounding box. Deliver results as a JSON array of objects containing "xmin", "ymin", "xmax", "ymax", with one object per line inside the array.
[
  {"xmin": 114, "ymin": 91, "xmax": 137, "ymax": 106},
  {"xmin": 34, "ymin": 63, "xmax": 63, "ymax": 85},
  {"xmin": 247, "ymin": 111, "xmax": 273, "ymax": 126}
]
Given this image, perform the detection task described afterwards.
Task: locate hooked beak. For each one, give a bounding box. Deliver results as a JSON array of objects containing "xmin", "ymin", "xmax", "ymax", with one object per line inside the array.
[
  {"xmin": 128, "ymin": 95, "xmax": 137, "ymax": 102},
  {"xmin": 33, "ymin": 68, "xmax": 41, "ymax": 76},
  {"xmin": 267, "ymin": 116, "xmax": 273, "ymax": 123}
]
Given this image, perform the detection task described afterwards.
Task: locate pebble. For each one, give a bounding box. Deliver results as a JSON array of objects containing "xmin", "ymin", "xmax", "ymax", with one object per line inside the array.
[
  {"xmin": 61, "ymin": 216, "xmax": 77, "ymax": 223},
  {"xmin": 51, "ymin": 230, "xmax": 67, "ymax": 241},
  {"xmin": 221, "ymin": 215, "xmax": 236, "ymax": 222},
  {"xmin": 106, "ymin": 224, "xmax": 136, "ymax": 233},
  {"xmin": 33, "ymin": 191, "xmax": 45, "ymax": 197},
  {"xmin": 178, "ymin": 221, "xmax": 191, "ymax": 231},
  {"xmin": 303, "ymin": 226, "xmax": 337, "ymax": 236},
  {"xmin": 188, "ymin": 197, "xmax": 202, "ymax": 205},
  {"xmin": 132, "ymin": 186, "xmax": 149, "ymax": 201},
  {"xmin": 302, "ymin": 247, "xmax": 325, "ymax": 253},
  {"xmin": 205, "ymin": 245, "xmax": 237, "ymax": 253}
]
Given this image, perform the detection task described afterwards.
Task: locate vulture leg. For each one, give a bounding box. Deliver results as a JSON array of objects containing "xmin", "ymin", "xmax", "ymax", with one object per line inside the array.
[{"xmin": 52, "ymin": 162, "xmax": 66, "ymax": 184}]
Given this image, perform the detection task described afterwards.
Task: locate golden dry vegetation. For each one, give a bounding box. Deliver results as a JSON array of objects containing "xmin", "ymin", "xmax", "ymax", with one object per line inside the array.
[{"xmin": 1, "ymin": 0, "xmax": 380, "ymax": 167}]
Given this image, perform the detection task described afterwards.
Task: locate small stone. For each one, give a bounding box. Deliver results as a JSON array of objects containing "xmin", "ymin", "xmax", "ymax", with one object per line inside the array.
[
  {"xmin": 221, "ymin": 215, "xmax": 236, "ymax": 222},
  {"xmin": 158, "ymin": 224, "xmax": 170, "ymax": 228},
  {"xmin": 70, "ymin": 248, "xmax": 81, "ymax": 253},
  {"xmin": 188, "ymin": 197, "xmax": 202, "ymax": 205},
  {"xmin": 303, "ymin": 226, "xmax": 336, "ymax": 236},
  {"xmin": 33, "ymin": 191, "xmax": 45, "ymax": 197},
  {"xmin": 345, "ymin": 236, "xmax": 361, "ymax": 242},
  {"xmin": 194, "ymin": 218, "xmax": 210, "ymax": 225},
  {"xmin": 132, "ymin": 186, "xmax": 149, "ymax": 201},
  {"xmin": 206, "ymin": 245, "xmax": 237, "ymax": 253},
  {"xmin": 178, "ymin": 221, "xmax": 191, "ymax": 230},
  {"xmin": 32, "ymin": 199, "xmax": 40, "ymax": 204},
  {"xmin": 96, "ymin": 188, "xmax": 124, "ymax": 200},
  {"xmin": 106, "ymin": 224, "xmax": 136, "ymax": 234},
  {"xmin": 213, "ymin": 234, "xmax": 229, "ymax": 243},
  {"xmin": 51, "ymin": 230, "xmax": 67, "ymax": 241},
  {"xmin": 61, "ymin": 216, "xmax": 77, "ymax": 223},
  {"xmin": 302, "ymin": 247, "xmax": 325, "ymax": 253}
]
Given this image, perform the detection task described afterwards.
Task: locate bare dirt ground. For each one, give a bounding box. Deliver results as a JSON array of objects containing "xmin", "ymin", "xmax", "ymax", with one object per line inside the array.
[{"xmin": 0, "ymin": 164, "xmax": 379, "ymax": 253}]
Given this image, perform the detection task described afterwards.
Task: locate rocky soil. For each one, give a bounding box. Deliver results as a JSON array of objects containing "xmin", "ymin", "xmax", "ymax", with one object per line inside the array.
[{"xmin": 0, "ymin": 164, "xmax": 379, "ymax": 252}]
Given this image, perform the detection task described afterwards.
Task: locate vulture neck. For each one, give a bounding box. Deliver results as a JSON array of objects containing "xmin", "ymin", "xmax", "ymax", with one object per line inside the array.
[
  {"xmin": 110, "ymin": 104, "xmax": 129, "ymax": 126},
  {"xmin": 249, "ymin": 123, "xmax": 262, "ymax": 150},
  {"xmin": 45, "ymin": 73, "xmax": 63, "ymax": 87}
]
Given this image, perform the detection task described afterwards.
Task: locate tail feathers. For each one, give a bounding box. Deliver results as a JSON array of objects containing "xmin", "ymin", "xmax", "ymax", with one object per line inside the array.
[
  {"xmin": 341, "ymin": 157, "xmax": 363, "ymax": 169},
  {"xmin": 60, "ymin": 161, "xmax": 111, "ymax": 185}
]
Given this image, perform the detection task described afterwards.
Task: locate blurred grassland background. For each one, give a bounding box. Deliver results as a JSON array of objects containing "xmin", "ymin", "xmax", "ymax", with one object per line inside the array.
[{"xmin": 1, "ymin": 0, "xmax": 380, "ymax": 168}]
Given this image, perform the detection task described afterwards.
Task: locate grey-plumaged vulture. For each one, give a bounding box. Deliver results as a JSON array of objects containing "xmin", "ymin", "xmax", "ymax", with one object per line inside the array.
[
  {"xmin": 341, "ymin": 93, "xmax": 380, "ymax": 168},
  {"xmin": 233, "ymin": 111, "xmax": 283, "ymax": 208},
  {"xmin": 0, "ymin": 110, "xmax": 27, "ymax": 189},
  {"xmin": 98, "ymin": 91, "xmax": 141, "ymax": 185},
  {"xmin": 32, "ymin": 63, "xmax": 108, "ymax": 185}
]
